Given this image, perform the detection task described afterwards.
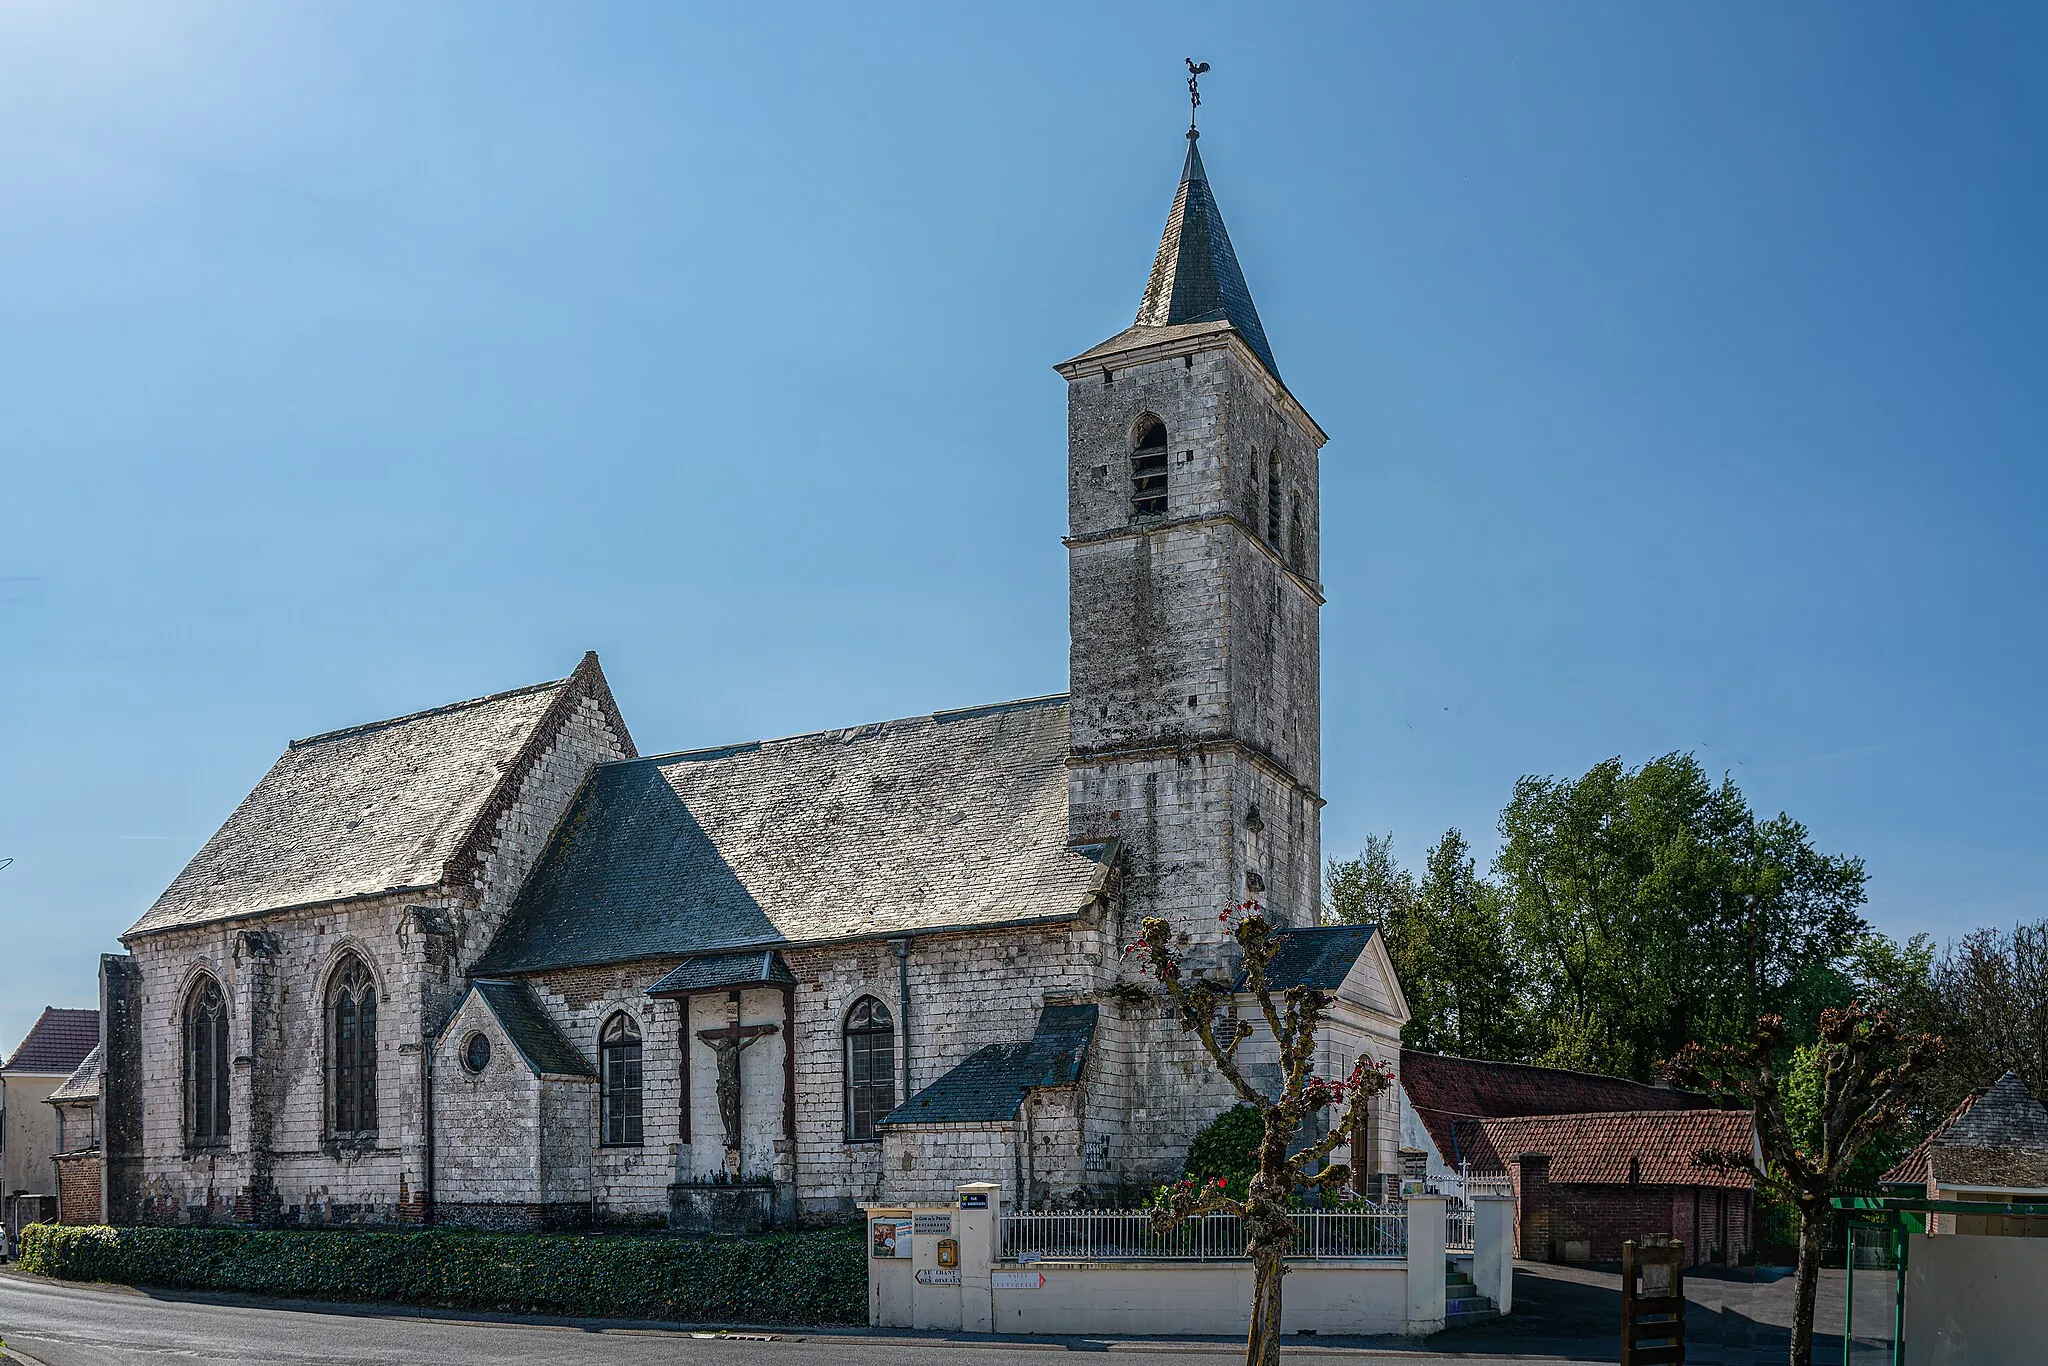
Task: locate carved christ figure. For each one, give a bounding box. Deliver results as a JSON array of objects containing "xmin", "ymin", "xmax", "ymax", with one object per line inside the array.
[{"xmin": 697, "ymin": 993, "xmax": 779, "ymax": 1167}]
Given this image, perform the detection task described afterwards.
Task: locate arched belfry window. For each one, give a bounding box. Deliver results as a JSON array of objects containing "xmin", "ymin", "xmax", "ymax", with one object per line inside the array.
[
  {"xmin": 1131, "ymin": 417, "xmax": 1170, "ymax": 518},
  {"xmin": 600, "ymin": 1012, "xmax": 643, "ymax": 1146},
  {"xmin": 183, "ymin": 976, "xmax": 230, "ymax": 1147},
  {"xmin": 327, "ymin": 955, "xmax": 378, "ymax": 1138},
  {"xmin": 844, "ymin": 996, "xmax": 895, "ymax": 1142}
]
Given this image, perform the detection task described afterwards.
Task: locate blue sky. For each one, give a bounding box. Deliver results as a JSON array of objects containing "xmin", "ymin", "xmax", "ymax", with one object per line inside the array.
[{"xmin": 3, "ymin": 3, "xmax": 2044, "ymax": 1049}]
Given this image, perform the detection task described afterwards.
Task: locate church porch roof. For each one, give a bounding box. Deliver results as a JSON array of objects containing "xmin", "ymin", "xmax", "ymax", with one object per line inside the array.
[
  {"xmin": 646, "ymin": 952, "xmax": 798, "ymax": 997},
  {"xmin": 475, "ymin": 695, "xmax": 1115, "ymax": 975}
]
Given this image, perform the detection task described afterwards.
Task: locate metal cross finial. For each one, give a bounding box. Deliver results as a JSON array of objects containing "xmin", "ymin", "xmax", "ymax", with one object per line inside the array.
[{"xmin": 1186, "ymin": 59, "xmax": 1211, "ymax": 133}]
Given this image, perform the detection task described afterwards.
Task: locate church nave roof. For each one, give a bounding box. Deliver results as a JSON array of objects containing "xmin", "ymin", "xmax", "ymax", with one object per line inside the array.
[{"xmin": 474, "ymin": 695, "xmax": 1114, "ymax": 975}]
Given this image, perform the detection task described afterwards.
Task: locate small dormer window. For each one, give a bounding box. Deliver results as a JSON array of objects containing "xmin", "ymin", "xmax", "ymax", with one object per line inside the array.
[{"xmin": 1131, "ymin": 417, "xmax": 1169, "ymax": 518}]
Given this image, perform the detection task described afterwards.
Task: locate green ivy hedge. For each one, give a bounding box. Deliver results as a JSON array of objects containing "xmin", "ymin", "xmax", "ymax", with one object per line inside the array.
[{"xmin": 16, "ymin": 1222, "xmax": 865, "ymax": 1325}]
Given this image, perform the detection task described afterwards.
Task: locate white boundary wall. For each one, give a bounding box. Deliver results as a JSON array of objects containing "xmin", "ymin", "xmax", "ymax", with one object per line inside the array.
[{"xmin": 866, "ymin": 1185, "xmax": 1507, "ymax": 1338}]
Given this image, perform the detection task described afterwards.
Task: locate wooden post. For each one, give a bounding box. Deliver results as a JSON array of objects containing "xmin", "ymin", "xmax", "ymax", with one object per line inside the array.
[{"xmin": 1621, "ymin": 1237, "xmax": 1685, "ymax": 1366}]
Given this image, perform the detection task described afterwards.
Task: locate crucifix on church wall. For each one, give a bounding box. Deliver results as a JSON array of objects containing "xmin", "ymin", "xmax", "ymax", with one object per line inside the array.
[{"xmin": 695, "ymin": 990, "xmax": 778, "ymax": 1174}]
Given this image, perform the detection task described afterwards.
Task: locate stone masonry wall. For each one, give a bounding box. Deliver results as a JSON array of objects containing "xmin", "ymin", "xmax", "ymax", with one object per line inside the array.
[
  {"xmin": 123, "ymin": 680, "xmax": 628, "ymax": 1226},
  {"xmin": 882, "ymin": 1121, "xmax": 1019, "ymax": 1206},
  {"xmin": 432, "ymin": 987, "xmax": 542, "ymax": 1209}
]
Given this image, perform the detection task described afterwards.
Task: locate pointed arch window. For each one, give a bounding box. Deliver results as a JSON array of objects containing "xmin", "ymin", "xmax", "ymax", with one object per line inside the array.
[
  {"xmin": 600, "ymin": 1013, "xmax": 644, "ymax": 1146},
  {"xmin": 183, "ymin": 976, "xmax": 231, "ymax": 1148},
  {"xmin": 1131, "ymin": 417, "xmax": 1170, "ymax": 518},
  {"xmin": 844, "ymin": 996, "xmax": 895, "ymax": 1143},
  {"xmin": 1267, "ymin": 451, "xmax": 1284, "ymax": 545},
  {"xmin": 327, "ymin": 955, "xmax": 378, "ymax": 1138}
]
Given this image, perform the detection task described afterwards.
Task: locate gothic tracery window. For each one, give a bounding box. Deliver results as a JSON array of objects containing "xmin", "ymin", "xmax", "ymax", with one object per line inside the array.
[
  {"xmin": 1130, "ymin": 417, "xmax": 1169, "ymax": 518},
  {"xmin": 844, "ymin": 996, "xmax": 895, "ymax": 1143},
  {"xmin": 600, "ymin": 1012, "xmax": 643, "ymax": 1146},
  {"xmin": 183, "ymin": 976, "xmax": 231, "ymax": 1148},
  {"xmin": 327, "ymin": 955, "xmax": 378, "ymax": 1138}
]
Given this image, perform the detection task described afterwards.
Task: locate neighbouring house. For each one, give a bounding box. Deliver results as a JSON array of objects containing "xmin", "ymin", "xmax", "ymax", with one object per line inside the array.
[
  {"xmin": 45, "ymin": 1046, "xmax": 104, "ymax": 1226},
  {"xmin": 1398, "ymin": 1048, "xmax": 1705, "ymax": 1183},
  {"xmin": 1, "ymin": 1007, "xmax": 100, "ymax": 1249},
  {"xmin": 1882, "ymin": 1071, "xmax": 2048, "ymax": 1237},
  {"xmin": 1398, "ymin": 1049, "xmax": 1752, "ymax": 1266},
  {"xmin": 95, "ymin": 124, "xmax": 1409, "ymax": 1233}
]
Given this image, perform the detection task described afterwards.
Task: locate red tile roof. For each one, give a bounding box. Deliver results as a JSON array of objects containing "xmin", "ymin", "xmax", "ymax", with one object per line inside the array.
[
  {"xmin": 1, "ymin": 1007, "xmax": 100, "ymax": 1076},
  {"xmin": 1473, "ymin": 1110, "xmax": 1757, "ymax": 1189},
  {"xmin": 1401, "ymin": 1048, "xmax": 1705, "ymax": 1169}
]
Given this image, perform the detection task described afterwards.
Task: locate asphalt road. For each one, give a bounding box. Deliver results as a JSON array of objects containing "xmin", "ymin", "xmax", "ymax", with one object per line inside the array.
[
  {"xmin": 0, "ymin": 1270, "xmax": 1584, "ymax": 1366},
  {"xmin": 0, "ymin": 1262, "xmax": 1872, "ymax": 1364}
]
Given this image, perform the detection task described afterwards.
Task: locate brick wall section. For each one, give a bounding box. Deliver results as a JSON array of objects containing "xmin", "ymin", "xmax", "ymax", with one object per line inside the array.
[
  {"xmin": 54, "ymin": 1152, "xmax": 102, "ymax": 1225},
  {"xmin": 124, "ymin": 687, "xmax": 628, "ymax": 1226},
  {"xmin": 1505, "ymin": 1154, "xmax": 1751, "ymax": 1268}
]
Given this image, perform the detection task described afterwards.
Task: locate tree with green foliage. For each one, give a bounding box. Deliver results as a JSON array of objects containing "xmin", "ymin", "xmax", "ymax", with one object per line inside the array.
[
  {"xmin": 1496, "ymin": 752, "xmax": 1869, "ymax": 1079},
  {"xmin": 1666, "ymin": 1005, "xmax": 1939, "ymax": 1366},
  {"xmin": 1922, "ymin": 918, "xmax": 2048, "ymax": 1112},
  {"xmin": 1126, "ymin": 902, "xmax": 1394, "ymax": 1366}
]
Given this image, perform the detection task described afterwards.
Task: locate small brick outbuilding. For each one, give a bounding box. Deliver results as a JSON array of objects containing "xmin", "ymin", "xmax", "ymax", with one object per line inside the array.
[{"xmin": 1472, "ymin": 1109, "xmax": 1757, "ymax": 1267}]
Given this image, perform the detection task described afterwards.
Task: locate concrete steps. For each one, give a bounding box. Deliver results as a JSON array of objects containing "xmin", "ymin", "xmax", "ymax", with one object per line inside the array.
[{"xmin": 1444, "ymin": 1261, "xmax": 1499, "ymax": 1327}]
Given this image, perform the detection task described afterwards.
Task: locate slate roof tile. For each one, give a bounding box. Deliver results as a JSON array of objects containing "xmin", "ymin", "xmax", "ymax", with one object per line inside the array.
[
  {"xmin": 126, "ymin": 665, "xmax": 609, "ymax": 938},
  {"xmin": 646, "ymin": 952, "xmax": 798, "ymax": 996},
  {"xmin": 477, "ymin": 696, "xmax": 1113, "ymax": 974},
  {"xmin": 1472, "ymin": 1110, "xmax": 1757, "ymax": 1189},
  {"xmin": 1882, "ymin": 1072, "xmax": 2048, "ymax": 1189},
  {"xmin": 467, "ymin": 980, "xmax": 594, "ymax": 1078},
  {"xmin": 883, "ymin": 1004, "xmax": 1098, "ymax": 1126},
  {"xmin": 1, "ymin": 1008, "xmax": 100, "ymax": 1076},
  {"xmin": 45, "ymin": 1044, "xmax": 103, "ymax": 1103},
  {"xmin": 1133, "ymin": 135, "xmax": 1279, "ymax": 379},
  {"xmin": 1236, "ymin": 925, "xmax": 1377, "ymax": 992}
]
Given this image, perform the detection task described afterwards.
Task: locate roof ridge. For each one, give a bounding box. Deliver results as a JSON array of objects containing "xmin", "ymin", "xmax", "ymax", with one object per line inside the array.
[
  {"xmin": 290, "ymin": 673, "xmax": 573, "ymax": 749},
  {"xmin": 606, "ymin": 693, "xmax": 1072, "ymax": 768},
  {"xmin": 1405, "ymin": 1048, "xmax": 1689, "ymax": 1091},
  {"xmin": 1479, "ymin": 1107, "xmax": 1741, "ymax": 1122}
]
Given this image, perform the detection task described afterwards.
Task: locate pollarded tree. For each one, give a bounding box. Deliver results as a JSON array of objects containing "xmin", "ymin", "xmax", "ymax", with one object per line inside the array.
[
  {"xmin": 1125, "ymin": 902, "xmax": 1394, "ymax": 1366},
  {"xmin": 1664, "ymin": 1004, "xmax": 1939, "ymax": 1366}
]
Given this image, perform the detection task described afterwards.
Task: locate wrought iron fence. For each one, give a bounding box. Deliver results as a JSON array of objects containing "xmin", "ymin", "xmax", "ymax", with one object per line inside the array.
[{"xmin": 997, "ymin": 1207, "xmax": 1407, "ymax": 1262}]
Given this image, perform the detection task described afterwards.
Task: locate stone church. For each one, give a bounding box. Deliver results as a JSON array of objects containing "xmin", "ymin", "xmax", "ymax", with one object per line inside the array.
[{"xmin": 98, "ymin": 127, "xmax": 1410, "ymax": 1231}]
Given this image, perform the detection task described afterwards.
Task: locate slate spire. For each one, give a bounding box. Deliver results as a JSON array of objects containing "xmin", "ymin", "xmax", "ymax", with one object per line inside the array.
[{"xmin": 1134, "ymin": 130, "xmax": 1280, "ymax": 380}]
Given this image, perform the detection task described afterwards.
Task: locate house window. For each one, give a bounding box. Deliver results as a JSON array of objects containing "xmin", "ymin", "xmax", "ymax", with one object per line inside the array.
[
  {"xmin": 600, "ymin": 1013, "xmax": 643, "ymax": 1146},
  {"xmin": 183, "ymin": 976, "xmax": 230, "ymax": 1147},
  {"xmin": 1131, "ymin": 417, "xmax": 1169, "ymax": 518},
  {"xmin": 327, "ymin": 955, "xmax": 378, "ymax": 1138},
  {"xmin": 844, "ymin": 996, "xmax": 895, "ymax": 1142}
]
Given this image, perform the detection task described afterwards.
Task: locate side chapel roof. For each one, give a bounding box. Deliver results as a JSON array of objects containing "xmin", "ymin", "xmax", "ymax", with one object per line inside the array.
[
  {"xmin": 1235, "ymin": 924, "xmax": 1379, "ymax": 992},
  {"xmin": 882, "ymin": 1004, "xmax": 1099, "ymax": 1126},
  {"xmin": 461, "ymin": 980, "xmax": 596, "ymax": 1079},
  {"xmin": 476, "ymin": 696, "xmax": 1114, "ymax": 975},
  {"xmin": 126, "ymin": 654, "xmax": 631, "ymax": 938},
  {"xmin": 1, "ymin": 1008, "xmax": 100, "ymax": 1077}
]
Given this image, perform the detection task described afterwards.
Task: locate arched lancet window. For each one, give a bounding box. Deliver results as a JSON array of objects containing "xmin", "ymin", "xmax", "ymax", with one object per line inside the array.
[
  {"xmin": 327, "ymin": 955, "xmax": 378, "ymax": 1137},
  {"xmin": 1130, "ymin": 417, "xmax": 1169, "ymax": 518},
  {"xmin": 1267, "ymin": 451, "xmax": 1284, "ymax": 545},
  {"xmin": 844, "ymin": 996, "xmax": 895, "ymax": 1142},
  {"xmin": 600, "ymin": 1013, "xmax": 644, "ymax": 1145},
  {"xmin": 1289, "ymin": 492, "xmax": 1306, "ymax": 574},
  {"xmin": 183, "ymin": 976, "xmax": 231, "ymax": 1147}
]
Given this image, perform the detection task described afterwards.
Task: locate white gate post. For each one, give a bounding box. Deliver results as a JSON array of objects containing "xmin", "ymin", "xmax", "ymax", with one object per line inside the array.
[
  {"xmin": 956, "ymin": 1181, "xmax": 1000, "ymax": 1333},
  {"xmin": 1405, "ymin": 1194, "xmax": 1447, "ymax": 1335},
  {"xmin": 1473, "ymin": 1194, "xmax": 1515, "ymax": 1313}
]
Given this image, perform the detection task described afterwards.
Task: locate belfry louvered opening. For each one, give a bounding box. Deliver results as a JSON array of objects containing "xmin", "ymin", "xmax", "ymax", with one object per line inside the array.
[{"xmin": 1131, "ymin": 417, "xmax": 1170, "ymax": 518}]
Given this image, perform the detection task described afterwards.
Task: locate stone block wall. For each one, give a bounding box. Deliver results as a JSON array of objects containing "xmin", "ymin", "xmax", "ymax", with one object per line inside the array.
[
  {"xmin": 432, "ymin": 987, "xmax": 543, "ymax": 1210},
  {"xmin": 882, "ymin": 1121, "xmax": 1019, "ymax": 1206}
]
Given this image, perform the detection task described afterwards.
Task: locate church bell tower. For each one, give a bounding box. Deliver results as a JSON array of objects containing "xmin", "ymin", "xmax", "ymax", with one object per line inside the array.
[{"xmin": 1058, "ymin": 126, "xmax": 1328, "ymax": 939}]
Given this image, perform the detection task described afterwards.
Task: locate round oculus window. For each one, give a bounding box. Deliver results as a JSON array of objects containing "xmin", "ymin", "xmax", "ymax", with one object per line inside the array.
[{"xmin": 462, "ymin": 1032, "xmax": 492, "ymax": 1074}]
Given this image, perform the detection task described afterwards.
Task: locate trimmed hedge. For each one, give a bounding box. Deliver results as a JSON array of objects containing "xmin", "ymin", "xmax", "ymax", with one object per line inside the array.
[{"xmin": 16, "ymin": 1222, "xmax": 865, "ymax": 1325}]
